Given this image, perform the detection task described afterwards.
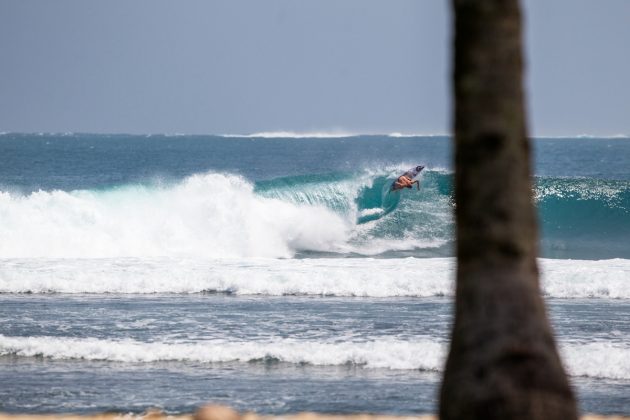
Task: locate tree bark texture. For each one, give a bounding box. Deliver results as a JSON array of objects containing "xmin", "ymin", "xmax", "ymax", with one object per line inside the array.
[{"xmin": 439, "ymin": 1, "xmax": 578, "ymax": 419}]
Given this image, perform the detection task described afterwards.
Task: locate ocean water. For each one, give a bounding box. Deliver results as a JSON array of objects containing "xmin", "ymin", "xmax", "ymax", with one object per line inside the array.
[{"xmin": 0, "ymin": 133, "xmax": 629, "ymax": 415}]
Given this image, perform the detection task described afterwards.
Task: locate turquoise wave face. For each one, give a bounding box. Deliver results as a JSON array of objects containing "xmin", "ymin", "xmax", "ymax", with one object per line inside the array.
[
  {"xmin": 536, "ymin": 177, "xmax": 630, "ymax": 259},
  {"xmin": 255, "ymin": 170, "xmax": 630, "ymax": 259},
  {"xmin": 255, "ymin": 169, "xmax": 455, "ymax": 257},
  {"xmin": 354, "ymin": 177, "xmax": 401, "ymax": 224}
]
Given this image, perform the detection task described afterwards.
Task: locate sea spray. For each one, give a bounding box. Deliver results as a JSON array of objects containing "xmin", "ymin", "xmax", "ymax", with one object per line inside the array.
[{"xmin": 0, "ymin": 173, "xmax": 350, "ymax": 258}]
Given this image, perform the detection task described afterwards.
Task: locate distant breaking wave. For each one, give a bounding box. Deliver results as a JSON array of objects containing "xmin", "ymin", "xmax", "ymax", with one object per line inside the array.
[
  {"xmin": 221, "ymin": 131, "xmax": 362, "ymax": 138},
  {"xmin": 1, "ymin": 334, "xmax": 628, "ymax": 380},
  {"xmin": 220, "ymin": 131, "xmax": 447, "ymax": 138},
  {"xmin": 1, "ymin": 132, "xmax": 628, "ymax": 139},
  {"xmin": 388, "ymin": 132, "xmax": 447, "ymax": 138}
]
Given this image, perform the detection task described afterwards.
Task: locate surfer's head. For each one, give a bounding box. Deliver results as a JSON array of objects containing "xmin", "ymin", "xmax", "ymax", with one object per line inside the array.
[{"xmin": 416, "ymin": 166, "xmax": 424, "ymax": 172}]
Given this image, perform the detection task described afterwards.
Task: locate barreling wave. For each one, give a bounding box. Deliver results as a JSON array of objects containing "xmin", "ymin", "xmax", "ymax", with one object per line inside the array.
[
  {"xmin": 1, "ymin": 334, "xmax": 628, "ymax": 379},
  {"xmin": 0, "ymin": 168, "xmax": 628, "ymax": 259},
  {"xmin": 0, "ymin": 168, "xmax": 452, "ymax": 259},
  {"xmin": 2, "ymin": 257, "xmax": 629, "ymax": 299}
]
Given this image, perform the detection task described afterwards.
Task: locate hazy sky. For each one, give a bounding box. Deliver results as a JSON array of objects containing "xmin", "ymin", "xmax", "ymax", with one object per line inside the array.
[{"xmin": 1, "ymin": 1, "xmax": 628, "ymax": 136}]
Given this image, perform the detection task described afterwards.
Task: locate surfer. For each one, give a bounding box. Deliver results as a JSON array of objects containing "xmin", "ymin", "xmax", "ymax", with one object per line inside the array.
[
  {"xmin": 392, "ymin": 166, "xmax": 424, "ymax": 191},
  {"xmin": 393, "ymin": 175, "xmax": 419, "ymax": 190}
]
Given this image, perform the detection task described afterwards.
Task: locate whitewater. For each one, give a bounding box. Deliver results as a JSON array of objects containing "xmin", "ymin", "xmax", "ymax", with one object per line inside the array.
[
  {"xmin": 2, "ymin": 257, "xmax": 630, "ymax": 299},
  {"xmin": 2, "ymin": 334, "xmax": 629, "ymax": 380},
  {"xmin": 2, "ymin": 169, "xmax": 627, "ymax": 260},
  {"xmin": 0, "ymin": 133, "xmax": 629, "ymax": 415}
]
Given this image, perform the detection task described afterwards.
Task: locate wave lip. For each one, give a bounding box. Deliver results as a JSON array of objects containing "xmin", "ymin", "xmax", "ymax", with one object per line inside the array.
[{"xmin": 2, "ymin": 334, "xmax": 628, "ymax": 380}]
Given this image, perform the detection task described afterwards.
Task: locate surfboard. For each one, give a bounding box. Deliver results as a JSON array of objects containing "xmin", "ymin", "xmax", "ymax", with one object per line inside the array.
[{"xmin": 391, "ymin": 165, "xmax": 425, "ymax": 191}]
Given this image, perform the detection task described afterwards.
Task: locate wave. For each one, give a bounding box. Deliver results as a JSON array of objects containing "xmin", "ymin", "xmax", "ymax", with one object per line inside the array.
[
  {"xmin": 3, "ymin": 132, "xmax": 628, "ymax": 139},
  {"xmin": 221, "ymin": 131, "xmax": 362, "ymax": 139},
  {"xmin": 254, "ymin": 171, "xmax": 406, "ymax": 225},
  {"xmin": 574, "ymin": 134, "xmax": 630, "ymax": 139},
  {"xmin": 0, "ymin": 169, "xmax": 628, "ymax": 260},
  {"xmin": 0, "ymin": 169, "xmax": 451, "ymax": 259},
  {"xmin": 0, "ymin": 335, "xmax": 442, "ymax": 370},
  {"xmin": 0, "ymin": 257, "xmax": 452, "ymax": 296},
  {"xmin": 536, "ymin": 134, "xmax": 630, "ymax": 140},
  {"xmin": 1, "ymin": 334, "xmax": 628, "ymax": 380},
  {"xmin": 0, "ymin": 173, "xmax": 350, "ymax": 259},
  {"xmin": 561, "ymin": 341, "xmax": 630, "ymax": 380},
  {"xmin": 388, "ymin": 132, "xmax": 447, "ymax": 138},
  {"xmin": 1, "ymin": 257, "xmax": 629, "ymax": 299},
  {"xmin": 536, "ymin": 177, "xmax": 630, "ymax": 259},
  {"xmin": 221, "ymin": 131, "xmax": 446, "ymax": 138}
]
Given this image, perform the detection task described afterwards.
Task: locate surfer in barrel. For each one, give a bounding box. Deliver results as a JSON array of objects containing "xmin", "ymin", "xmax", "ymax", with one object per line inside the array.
[{"xmin": 392, "ymin": 166, "xmax": 424, "ymax": 191}]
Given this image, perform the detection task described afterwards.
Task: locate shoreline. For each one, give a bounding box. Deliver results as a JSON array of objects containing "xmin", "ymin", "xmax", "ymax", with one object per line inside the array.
[{"xmin": 0, "ymin": 406, "xmax": 627, "ymax": 420}]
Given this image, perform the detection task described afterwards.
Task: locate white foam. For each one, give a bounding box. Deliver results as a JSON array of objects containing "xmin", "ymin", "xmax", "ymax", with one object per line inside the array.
[
  {"xmin": 540, "ymin": 258, "xmax": 630, "ymax": 299},
  {"xmin": 222, "ymin": 131, "xmax": 447, "ymax": 139},
  {"xmin": 387, "ymin": 132, "xmax": 446, "ymax": 138},
  {"xmin": 1, "ymin": 257, "xmax": 629, "ymax": 299},
  {"xmin": 0, "ymin": 173, "xmax": 350, "ymax": 259},
  {"xmin": 0, "ymin": 257, "xmax": 454, "ymax": 296},
  {"xmin": 221, "ymin": 131, "xmax": 360, "ymax": 139},
  {"xmin": 0, "ymin": 334, "xmax": 443, "ymax": 371},
  {"xmin": 358, "ymin": 208, "xmax": 384, "ymax": 217},
  {"xmin": 1, "ymin": 334, "xmax": 627, "ymax": 379},
  {"xmin": 561, "ymin": 341, "xmax": 630, "ymax": 380},
  {"xmin": 534, "ymin": 134, "xmax": 630, "ymax": 140}
]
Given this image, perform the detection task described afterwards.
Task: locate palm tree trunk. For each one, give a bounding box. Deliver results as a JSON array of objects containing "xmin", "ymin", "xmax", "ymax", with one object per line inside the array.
[{"xmin": 439, "ymin": 1, "xmax": 578, "ymax": 418}]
